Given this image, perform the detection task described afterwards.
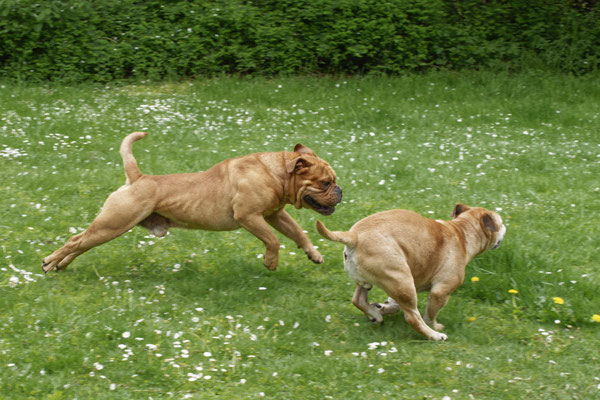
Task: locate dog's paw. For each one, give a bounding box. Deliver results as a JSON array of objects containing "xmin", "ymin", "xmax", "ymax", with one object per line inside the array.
[
  {"xmin": 429, "ymin": 332, "xmax": 448, "ymax": 342},
  {"xmin": 372, "ymin": 301, "xmax": 400, "ymax": 315},
  {"xmin": 366, "ymin": 306, "xmax": 383, "ymax": 324},
  {"xmin": 41, "ymin": 258, "xmax": 57, "ymax": 273},
  {"xmin": 306, "ymin": 249, "xmax": 324, "ymax": 264},
  {"xmin": 368, "ymin": 316, "xmax": 383, "ymax": 324},
  {"xmin": 432, "ymin": 322, "xmax": 445, "ymax": 331},
  {"xmin": 262, "ymin": 253, "xmax": 278, "ymax": 271},
  {"xmin": 424, "ymin": 317, "xmax": 445, "ymax": 331}
]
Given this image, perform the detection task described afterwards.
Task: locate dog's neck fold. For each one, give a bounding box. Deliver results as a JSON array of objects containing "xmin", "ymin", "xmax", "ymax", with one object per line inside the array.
[
  {"xmin": 283, "ymin": 165, "xmax": 300, "ymax": 208},
  {"xmin": 447, "ymin": 217, "xmax": 491, "ymax": 260}
]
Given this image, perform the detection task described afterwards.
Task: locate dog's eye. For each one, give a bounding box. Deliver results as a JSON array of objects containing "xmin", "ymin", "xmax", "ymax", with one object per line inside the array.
[{"xmin": 322, "ymin": 181, "xmax": 331, "ymax": 189}]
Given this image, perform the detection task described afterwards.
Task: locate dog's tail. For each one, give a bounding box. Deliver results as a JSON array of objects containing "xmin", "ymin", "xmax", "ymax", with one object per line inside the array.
[
  {"xmin": 316, "ymin": 220, "xmax": 357, "ymax": 248},
  {"xmin": 120, "ymin": 131, "xmax": 148, "ymax": 184}
]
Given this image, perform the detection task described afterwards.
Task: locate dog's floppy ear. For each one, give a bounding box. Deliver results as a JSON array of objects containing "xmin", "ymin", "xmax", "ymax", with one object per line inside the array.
[
  {"xmin": 451, "ymin": 203, "xmax": 470, "ymax": 218},
  {"xmin": 286, "ymin": 156, "xmax": 314, "ymax": 174},
  {"xmin": 481, "ymin": 213, "xmax": 498, "ymax": 233},
  {"xmin": 294, "ymin": 143, "xmax": 316, "ymax": 156}
]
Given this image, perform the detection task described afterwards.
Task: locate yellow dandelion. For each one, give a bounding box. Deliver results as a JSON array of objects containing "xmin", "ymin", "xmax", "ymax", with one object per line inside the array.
[
  {"xmin": 592, "ymin": 314, "xmax": 600, "ymax": 323},
  {"xmin": 468, "ymin": 316, "xmax": 477, "ymax": 322},
  {"xmin": 552, "ymin": 297, "xmax": 565, "ymax": 305},
  {"xmin": 508, "ymin": 289, "xmax": 518, "ymax": 295},
  {"xmin": 471, "ymin": 276, "xmax": 480, "ymax": 282}
]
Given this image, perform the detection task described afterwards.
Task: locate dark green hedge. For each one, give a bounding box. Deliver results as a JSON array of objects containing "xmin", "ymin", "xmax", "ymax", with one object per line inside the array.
[{"xmin": 1, "ymin": 0, "xmax": 598, "ymax": 82}]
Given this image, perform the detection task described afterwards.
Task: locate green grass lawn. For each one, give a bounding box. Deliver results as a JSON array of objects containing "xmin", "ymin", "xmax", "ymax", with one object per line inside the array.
[{"xmin": 1, "ymin": 72, "xmax": 599, "ymax": 399}]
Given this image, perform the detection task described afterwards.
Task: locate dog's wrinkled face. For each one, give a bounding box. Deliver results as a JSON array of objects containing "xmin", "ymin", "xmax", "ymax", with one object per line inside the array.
[
  {"xmin": 287, "ymin": 144, "xmax": 343, "ymax": 215},
  {"xmin": 451, "ymin": 204, "xmax": 506, "ymax": 250},
  {"xmin": 299, "ymin": 159, "xmax": 342, "ymax": 215}
]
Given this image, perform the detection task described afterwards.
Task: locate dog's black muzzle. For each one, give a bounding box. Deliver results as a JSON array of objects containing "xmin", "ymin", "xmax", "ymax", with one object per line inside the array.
[
  {"xmin": 303, "ymin": 185, "xmax": 343, "ymax": 216},
  {"xmin": 334, "ymin": 185, "xmax": 343, "ymax": 204}
]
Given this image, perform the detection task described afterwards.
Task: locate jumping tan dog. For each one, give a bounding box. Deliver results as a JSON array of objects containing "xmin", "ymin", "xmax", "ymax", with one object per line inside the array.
[
  {"xmin": 316, "ymin": 204, "xmax": 505, "ymax": 341},
  {"xmin": 42, "ymin": 132, "xmax": 342, "ymax": 273}
]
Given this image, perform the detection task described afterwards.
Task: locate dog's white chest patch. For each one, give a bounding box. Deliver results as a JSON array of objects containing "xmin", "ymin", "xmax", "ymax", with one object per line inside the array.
[{"xmin": 343, "ymin": 246, "xmax": 371, "ymax": 288}]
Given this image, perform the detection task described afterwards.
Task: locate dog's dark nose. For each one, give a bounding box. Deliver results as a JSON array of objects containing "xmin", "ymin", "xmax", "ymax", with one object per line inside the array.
[{"xmin": 334, "ymin": 186, "xmax": 343, "ymax": 203}]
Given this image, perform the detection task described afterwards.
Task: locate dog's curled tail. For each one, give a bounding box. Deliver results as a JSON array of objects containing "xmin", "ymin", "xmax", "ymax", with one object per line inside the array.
[
  {"xmin": 316, "ymin": 220, "xmax": 357, "ymax": 248},
  {"xmin": 120, "ymin": 131, "xmax": 148, "ymax": 184}
]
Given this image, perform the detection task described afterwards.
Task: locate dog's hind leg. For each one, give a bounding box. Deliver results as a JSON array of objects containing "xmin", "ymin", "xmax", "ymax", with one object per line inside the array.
[
  {"xmin": 351, "ymin": 284, "xmax": 383, "ymax": 323},
  {"xmin": 42, "ymin": 186, "xmax": 155, "ymax": 272},
  {"xmin": 368, "ymin": 256, "xmax": 448, "ymax": 341},
  {"xmin": 379, "ymin": 275, "xmax": 448, "ymax": 341}
]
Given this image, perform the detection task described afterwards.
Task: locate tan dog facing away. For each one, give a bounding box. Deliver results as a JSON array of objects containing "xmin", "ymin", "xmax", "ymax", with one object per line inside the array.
[
  {"xmin": 42, "ymin": 132, "xmax": 342, "ymax": 273},
  {"xmin": 316, "ymin": 204, "xmax": 505, "ymax": 341}
]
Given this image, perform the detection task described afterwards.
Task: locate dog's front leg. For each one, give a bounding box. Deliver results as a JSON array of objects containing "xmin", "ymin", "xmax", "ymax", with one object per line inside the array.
[
  {"xmin": 424, "ymin": 284, "xmax": 454, "ymax": 331},
  {"xmin": 265, "ymin": 209, "xmax": 323, "ymax": 264},
  {"xmin": 235, "ymin": 213, "xmax": 280, "ymax": 270}
]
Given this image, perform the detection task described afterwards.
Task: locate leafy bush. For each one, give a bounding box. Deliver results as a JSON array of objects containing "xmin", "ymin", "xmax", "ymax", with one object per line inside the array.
[{"xmin": 0, "ymin": 0, "xmax": 598, "ymax": 82}]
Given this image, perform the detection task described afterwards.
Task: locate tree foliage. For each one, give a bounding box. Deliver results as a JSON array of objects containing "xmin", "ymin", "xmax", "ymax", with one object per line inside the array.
[{"xmin": 0, "ymin": 0, "xmax": 598, "ymax": 82}]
